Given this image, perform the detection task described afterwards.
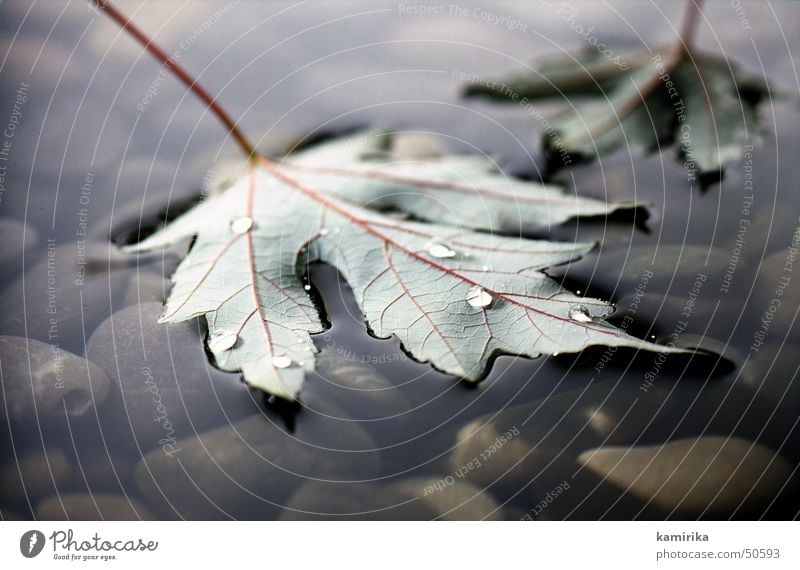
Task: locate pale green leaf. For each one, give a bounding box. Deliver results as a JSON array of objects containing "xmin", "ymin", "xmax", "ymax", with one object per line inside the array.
[
  {"xmin": 125, "ymin": 132, "xmax": 683, "ymax": 400},
  {"xmin": 466, "ymin": 48, "xmax": 770, "ymax": 176}
]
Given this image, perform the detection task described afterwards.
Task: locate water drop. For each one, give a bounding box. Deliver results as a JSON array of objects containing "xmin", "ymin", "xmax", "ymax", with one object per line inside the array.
[
  {"xmin": 481, "ymin": 265, "xmax": 490, "ymax": 272},
  {"xmin": 319, "ymin": 228, "xmax": 330, "ymax": 236},
  {"xmin": 271, "ymin": 356, "xmax": 292, "ymax": 369},
  {"xmin": 466, "ymin": 286, "xmax": 492, "ymax": 308},
  {"xmin": 426, "ymin": 241, "xmax": 456, "ymax": 259},
  {"xmin": 303, "ymin": 284, "xmax": 311, "ymax": 291},
  {"xmin": 569, "ymin": 305, "xmax": 593, "ymax": 323},
  {"xmin": 208, "ymin": 329, "xmax": 238, "ymax": 351},
  {"xmin": 230, "ymin": 216, "xmax": 253, "ymax": 234}
]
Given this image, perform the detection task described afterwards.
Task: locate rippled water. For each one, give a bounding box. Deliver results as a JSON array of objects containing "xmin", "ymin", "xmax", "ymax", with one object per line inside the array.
[{"xmin": 1, "ymin": 1, "xmax": 799, "ymax": 520}]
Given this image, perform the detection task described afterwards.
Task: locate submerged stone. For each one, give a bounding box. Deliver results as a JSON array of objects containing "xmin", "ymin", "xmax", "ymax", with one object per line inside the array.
[
  {"xmin": 86, "ymin": 303, "xmax": 258, "ymax": 452},
  {"xmin": 36, "ymin": 493, "xmax": 155, "ymax": 521},
  {"xmin": 135, "ymin": 399, "xmax": 381, "ymax": 520},
  {"xmin": 578, "ymin": 437, "xmax": 797, "ymax": 517},
  {"xmin": 0, "ymin": 335, "xmax": 110, "ymax": 423}
]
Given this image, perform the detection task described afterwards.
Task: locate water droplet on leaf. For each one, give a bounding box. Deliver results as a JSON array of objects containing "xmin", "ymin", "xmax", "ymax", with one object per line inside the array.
[
  {"xmin": 466, "ymin": 286, "xmax": 492, "ymax": 308},
  {"xmin": 208, "ymin": 329, "xmax": 238, "ymax": 351},
  {"xmin": 271, "ymin": 356, "xmax": 292, "ymax": 369},
  {"xmin": 304, "ymin": 284, "xmax": 311, "ymax": 291},
  {"xmin": 319, "ymin": 228, "xmax": 330, "ymax": 236},
  {"xmin": 230, "ymin": 216, "xmax": 253, "ymax": 234},
  {"xmin": 426, "ymin": 241, "xmax": 456, "ymax": 259},
  {"xmin": 569, "ymin": 305, "xmax": 593, "ymax": 323}
]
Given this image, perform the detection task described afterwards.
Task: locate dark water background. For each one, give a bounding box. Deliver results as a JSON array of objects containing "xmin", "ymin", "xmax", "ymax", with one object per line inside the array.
[{"xmin": 1, "ymin": 0, "xmax": 799, "ymax": 520}]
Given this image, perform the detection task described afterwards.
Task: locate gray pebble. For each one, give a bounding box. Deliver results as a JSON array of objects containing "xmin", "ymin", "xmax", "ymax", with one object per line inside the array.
[
  {"xmin": 583, "ymin": 245, "xmax": 729, "ymax": 294},
  {"xmin": 312, "ymin": 351, "xmax": 411, "ymax": 420},
  {"xmin": 0, "ymin": 335, "xmax": 110, "ymax": 423},
  {"xmin": 447, "ymin": 382, "xmax": 647, "ymax": 492},
  {"xmin": 86, "ymin": 302, "xmax": 259, "ymax": 452},
  {"xmin": 278, "ymin": 481, "xmax": 435, "ymax": 521},
  {"xmin": 387, "ymin": 476, "xmax": 505, "ymax": 520},
  {"xmin": 751, "ymin": 248, "xmax": 800, "ymax": 340},
  {"xmin": 740, "ymin": 343, "xmax": 800, "ymax": 407},
  {"xmin": 0, "ymin": 241, "xmax": 136, "ymax": 353},
  {"xmin": 444, "ymin": 380, "xmax": 789, "ymax": 518},
  {"xmin": 36, "ymin": 493, "xmax": 155, "ymax": 521},
  {"xmin": 71, "ymin": 453, "xmax": 135, "ymax": 495},
  {"xmin": 741, "ymin": 207, "xmax": 800, "ymax": 266},
  {"xmin": 134, "ymin": 397, "xmax": 382, "ymax": 520},
  {"xmin": 578, "ymin": 436, "xmax": 797, "ymax": 517},
  {"xmin": 614, "ymin": 292, "xmax": 718, "ymax": 331},
  {"xmin": 121, "ymin": 271, "xmax": 168, "ymax": 306},
  {"xmin": 0, "ymin": 448, "xmax": 72, "ymax": 511},
  {"xmin": 0, "ymin": 218, "xmax": 38, "ymax": 266}
]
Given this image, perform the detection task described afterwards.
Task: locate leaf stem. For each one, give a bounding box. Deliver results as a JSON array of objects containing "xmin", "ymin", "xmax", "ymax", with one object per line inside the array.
[
  {"xmin": 560, "ymin": 0, "xmax": 706, "ymax": 147},
  {"xmin": 90, "ymin": 0, "xmax": 258, "ymax": 161},
  {"xmin": 678, "ymin": 0, "xmax": 705, "ymax": 53}
]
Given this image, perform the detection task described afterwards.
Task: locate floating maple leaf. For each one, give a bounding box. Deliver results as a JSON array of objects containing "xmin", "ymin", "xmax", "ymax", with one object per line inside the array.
[
  {"xmin": 126, "ymin": 131, "xmax": 681, "ymax": 400},
  {"xmin": 465, "ymin": 45, "xmax": 770, "ymax": 179}
]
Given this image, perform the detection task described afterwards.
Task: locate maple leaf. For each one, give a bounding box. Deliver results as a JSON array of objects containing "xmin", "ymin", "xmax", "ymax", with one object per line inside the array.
[
  {"xmin": 125, "ymin": 131, "xmax": 682, "ymax": 400},
  {"xmin": 464, "ymin": 46, "xmax": 770, "ymax": 177}
]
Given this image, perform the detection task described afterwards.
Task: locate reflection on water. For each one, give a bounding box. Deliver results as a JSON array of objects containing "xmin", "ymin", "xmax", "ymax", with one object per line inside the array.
[{"xmin": 1, "ymin": 1, "xmax": 799, "ymax": 520}]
